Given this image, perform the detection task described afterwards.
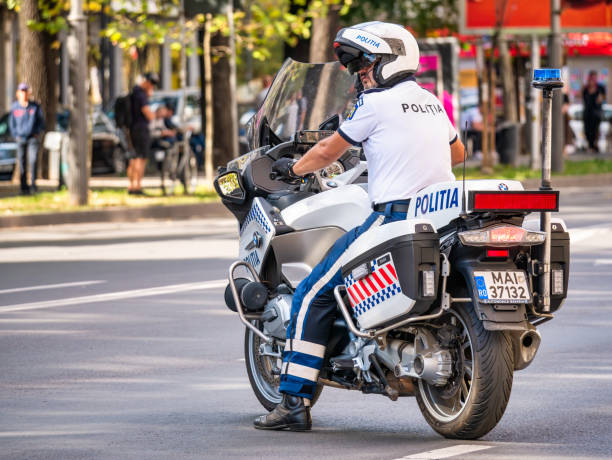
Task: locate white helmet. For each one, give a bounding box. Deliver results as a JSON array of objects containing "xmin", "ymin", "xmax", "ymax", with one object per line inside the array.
[{"xmin": 334, "ymin": 21, "xmax": 419, "ymax": 88}]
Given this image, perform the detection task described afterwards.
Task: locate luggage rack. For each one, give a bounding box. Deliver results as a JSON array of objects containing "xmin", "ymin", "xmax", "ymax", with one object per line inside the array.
[{"xmin": 229, "ymin": 255, "xmax": 472, "ymax": 347}]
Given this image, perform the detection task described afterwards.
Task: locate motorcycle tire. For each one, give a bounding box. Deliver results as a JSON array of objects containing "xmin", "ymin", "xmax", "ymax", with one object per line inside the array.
[
  {"xmin": 415, "ymin": 302, "xmax": 514, "ymax": 439},
  {"xmin": 244, "ymin": 322, "xmax": 323, "ymax": 411}
]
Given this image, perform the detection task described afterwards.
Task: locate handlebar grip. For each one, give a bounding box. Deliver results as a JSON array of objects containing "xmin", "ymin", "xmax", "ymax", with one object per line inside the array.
[{"xmin": 269, "ymin": 172, "xmax": 279, "ymax": 180}]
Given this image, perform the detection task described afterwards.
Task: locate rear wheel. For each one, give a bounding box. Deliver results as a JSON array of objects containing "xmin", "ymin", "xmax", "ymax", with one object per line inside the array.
[
  {"xmin": 415, "ymin": 303, "xmax": 514, "ymax": 439},
  {"xmin": 244, "ymin": 322, "xmax": 322, "ymax": 411}
]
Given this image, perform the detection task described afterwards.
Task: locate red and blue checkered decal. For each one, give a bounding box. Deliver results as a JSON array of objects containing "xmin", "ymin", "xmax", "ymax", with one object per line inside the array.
[{"xmin": 344, "ymin": 253, "xmax": 402, "ymax": 317}]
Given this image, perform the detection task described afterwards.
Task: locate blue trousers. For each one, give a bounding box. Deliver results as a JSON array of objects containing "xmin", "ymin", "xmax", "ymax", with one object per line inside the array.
[
  {"xmin": 17, "ymin": 137, "xmax": 39, "ymax": 192},
  {"xmin": 279, "ymin": 205, "xmax": 408, "ymax": 399}
]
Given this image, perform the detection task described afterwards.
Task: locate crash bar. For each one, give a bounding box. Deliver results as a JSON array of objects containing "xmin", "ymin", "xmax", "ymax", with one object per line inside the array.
[{"xmin": 228, "ymin": 260, "xmax": 273, "ymax": 343}]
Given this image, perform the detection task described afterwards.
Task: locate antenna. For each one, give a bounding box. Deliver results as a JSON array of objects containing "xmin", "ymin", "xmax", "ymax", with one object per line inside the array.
[{"xmin": 460, "ymin": 121, "xmax": 469, "ymax": 218}]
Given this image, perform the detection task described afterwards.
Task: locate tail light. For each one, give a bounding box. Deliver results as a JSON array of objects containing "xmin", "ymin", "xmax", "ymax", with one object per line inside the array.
[
  {"xmin": 459, "ymin": 225, "xmax": 545, "ymax": 247},
  {"xmin": 469, "ymin": 191, "xmax": 559, "ymax": 212},
  {"xmin": 486, "ymin": 248, "xmax": 509, "ymax": 258}
]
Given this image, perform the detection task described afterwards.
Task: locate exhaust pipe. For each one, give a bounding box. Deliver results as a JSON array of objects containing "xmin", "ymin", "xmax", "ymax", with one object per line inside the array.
[{"xmin": 513, "ymin": 329, "xmax": 542, "ymax": 371}]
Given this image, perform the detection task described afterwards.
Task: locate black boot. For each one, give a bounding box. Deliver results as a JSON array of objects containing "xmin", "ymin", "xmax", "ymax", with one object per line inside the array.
[{"xmin": 253, "ymin": 394, "xmax": 312, "ymax": 431}]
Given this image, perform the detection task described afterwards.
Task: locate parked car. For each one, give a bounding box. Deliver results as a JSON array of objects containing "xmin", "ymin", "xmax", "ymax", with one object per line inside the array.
[
  {"xmin": 0, "ymin": 112, "xmax": 17, "ymax": 181},
  {"xmin": 149, "ymin": 88, "xmax": 202, "ymax": 133},
  {"xmin": 568, "ymin": 103, "xmax": 612, "ymax": 153},
  {"xmin": 91, "ymin": 109, "xmax": 128, "ymax": 175},
  {"xmin": 57, "ymin": 107, "xmax": 129, "ymax": 175}
]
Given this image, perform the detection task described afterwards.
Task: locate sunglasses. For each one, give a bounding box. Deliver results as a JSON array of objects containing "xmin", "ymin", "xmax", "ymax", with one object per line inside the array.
[{"xmin": 346, "ymin": 53, "xmax": 377, "ymax": 75}]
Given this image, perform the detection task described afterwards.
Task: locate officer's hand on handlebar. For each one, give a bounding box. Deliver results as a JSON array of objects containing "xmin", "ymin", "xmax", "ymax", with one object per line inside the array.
[{"xmin": 271, "ymin": 157, "xmax": 301, "ymax": 182}]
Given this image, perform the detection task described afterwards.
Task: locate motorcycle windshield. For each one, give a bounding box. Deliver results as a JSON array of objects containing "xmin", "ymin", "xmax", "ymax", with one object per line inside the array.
[{"xmin": 247, "ymin": 59, "xmax": 358, "ymax": 149}]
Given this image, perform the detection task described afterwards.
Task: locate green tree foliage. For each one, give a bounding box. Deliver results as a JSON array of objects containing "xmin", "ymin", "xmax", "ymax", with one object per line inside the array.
[
  {"xmin": 343, "ymin": 0, "xmax": 458, "ymax": 37},
  {"xmin": 1, "ymin": 0, "xmax": 459, "ymax": 68}
]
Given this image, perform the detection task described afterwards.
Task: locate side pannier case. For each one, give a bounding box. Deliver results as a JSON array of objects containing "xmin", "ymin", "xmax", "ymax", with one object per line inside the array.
[{"xmin": 341, "ymin": 219, "xmax": 440, "ymax": 330}]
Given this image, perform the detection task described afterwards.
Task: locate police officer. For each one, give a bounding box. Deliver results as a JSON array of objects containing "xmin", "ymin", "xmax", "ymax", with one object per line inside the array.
[{"xmin": 254, "ymin": 22, "xmax": 465, "ymax": 431}]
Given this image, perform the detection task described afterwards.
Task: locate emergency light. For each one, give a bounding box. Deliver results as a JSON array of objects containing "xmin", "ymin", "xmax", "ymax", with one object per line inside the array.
[
  {"xmin": 469, "ymin": 191, "xmax": 559, "ymax": 212},
  {"xmin": 533, "ymin": 68, "xmax": 561, "ymax": 82},
  {"xmin": 532, "ymin": 68, "xmax": 564, "ymax": 90}
]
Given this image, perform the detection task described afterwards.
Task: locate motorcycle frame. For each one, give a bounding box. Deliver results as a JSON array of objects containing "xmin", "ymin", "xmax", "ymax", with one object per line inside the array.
[{"xmin": 228, "ymin": 254, "xmax": 472, "ymax": 348}]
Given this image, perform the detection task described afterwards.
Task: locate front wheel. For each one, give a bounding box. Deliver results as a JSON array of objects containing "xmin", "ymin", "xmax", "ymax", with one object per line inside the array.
[
  {"xmin": 415, "ymin": 303, "xmax": 514, "ymax": 439},
  {"xmin": 244, "ymin": 322, "xmax": 323, "ymax": 411}
]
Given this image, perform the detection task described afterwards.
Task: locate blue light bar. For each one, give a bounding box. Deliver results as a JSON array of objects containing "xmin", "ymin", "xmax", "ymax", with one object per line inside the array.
[{"xmin": 534, "ymin": 68, "xmax": 561, "ymax": 81}]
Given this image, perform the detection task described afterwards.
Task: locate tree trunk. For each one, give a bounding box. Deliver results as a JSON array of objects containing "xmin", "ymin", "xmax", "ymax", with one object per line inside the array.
[
  {"xmin": 18, "ymin": 0, "xmax": 58, "ymax": 179},
  {"xmin": 284, "ymin": 0, "xmax": 310, "ymax": 62},
  {"xmin": 67, "ymin": 0, "xmax": 88, "ymax": 205},
  {"xmin": 499, "ymin": 36, "xmax": 517, "ymax": 123},
  {"xmin": 0, "ymin": 6, "xmax": 7, "ymax": 113},
  {"xmin": 211, "ymin": 32, "xmax": 234, "ymax": 169},
  {"xmin": 309, "ymin": 6, "xmax": 340, "ymax": 63}
]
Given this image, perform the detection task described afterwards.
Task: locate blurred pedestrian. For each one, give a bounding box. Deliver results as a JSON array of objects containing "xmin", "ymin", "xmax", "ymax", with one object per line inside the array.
[
  {"xmin": 127, "ymin": 72, "xmax": 159, "ymax": 195},
  {"xmin": 562, "ymin": 92, "xmax": 574, "ymax": 156},
  {"xmin": 582, "ymin": 70, "xmax": 606, "ymax": 153},
  {"xmin": 255, "ymin": 75, "xmax": 273, "ymax": 108},
  {"xmin": 8, "ymin": 83, "xmax": 45, "ymax": 195},
  {"xmin": 460, "ymin": 105, "xmax": 483, "ymax": 156}
]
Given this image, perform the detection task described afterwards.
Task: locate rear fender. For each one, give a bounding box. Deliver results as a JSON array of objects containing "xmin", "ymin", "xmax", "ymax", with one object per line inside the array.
[{"xmin": 453, "ymin": 257, "xmax": 530, "ymax": 332}]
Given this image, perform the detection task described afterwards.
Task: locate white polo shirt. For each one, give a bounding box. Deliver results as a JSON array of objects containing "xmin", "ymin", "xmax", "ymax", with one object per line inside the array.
[{"xmin": 338, "ymin": 78, "xmax": 458, "ymax": 205}]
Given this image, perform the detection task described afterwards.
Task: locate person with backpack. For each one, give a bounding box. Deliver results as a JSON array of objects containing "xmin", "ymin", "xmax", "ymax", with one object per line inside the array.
[{"xmin": 123, "ymin": 73, "xmax": 159, "ymax": 195}]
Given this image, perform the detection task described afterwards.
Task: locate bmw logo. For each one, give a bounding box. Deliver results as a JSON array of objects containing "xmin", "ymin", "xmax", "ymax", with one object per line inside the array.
[{"xmin": 498, "ymin": 183, "xmax": 509, "ymax": 191}]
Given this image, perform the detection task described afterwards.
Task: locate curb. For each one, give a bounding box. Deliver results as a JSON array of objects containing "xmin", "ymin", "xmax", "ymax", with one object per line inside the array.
[
  {"xmin": 0, "ymin": 201, "xmax": 231, "ymax": 228},
  {"xmin": 1, "ymin": 173, "xmax": 610, "ymax": 229}
]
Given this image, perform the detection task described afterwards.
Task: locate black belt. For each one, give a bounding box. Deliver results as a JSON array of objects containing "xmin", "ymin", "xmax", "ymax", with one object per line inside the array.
[{"xmin": 372, "ymin": 200, "xmax": 410, "ymax": 213}]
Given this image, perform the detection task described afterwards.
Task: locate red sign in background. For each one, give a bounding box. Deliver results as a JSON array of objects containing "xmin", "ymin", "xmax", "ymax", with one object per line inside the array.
[{"xmin": 462, "ymin": 0, "xmax": 612, "ymax": 33}]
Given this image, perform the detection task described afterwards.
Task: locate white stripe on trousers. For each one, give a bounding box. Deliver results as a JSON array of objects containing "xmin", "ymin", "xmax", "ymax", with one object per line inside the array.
[
  {"xmin": 293, "ymin": 215, "xmax": 385, "ymax": 342},
  {"xmin": 282, "ymin": 361, "xmax": 320, "ymax": 382},
  {"xmin": 286, "ymin": 339, "xmax": 326, "ymax": 358}
]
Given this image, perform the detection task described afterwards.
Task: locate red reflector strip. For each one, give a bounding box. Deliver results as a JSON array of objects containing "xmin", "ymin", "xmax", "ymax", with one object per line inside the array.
[
  {"xmin": 486, "ymin": 249, "xmax": 509, "ymax": 258},
  {"xmin": 471, "ymin": 191, "xmax": 559, "ymax": 212}
]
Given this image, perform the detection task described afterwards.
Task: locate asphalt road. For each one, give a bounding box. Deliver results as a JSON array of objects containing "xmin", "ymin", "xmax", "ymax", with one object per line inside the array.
[{"xmin": 1, "ymin": 186, "xmax": 611, "ymax": 460}]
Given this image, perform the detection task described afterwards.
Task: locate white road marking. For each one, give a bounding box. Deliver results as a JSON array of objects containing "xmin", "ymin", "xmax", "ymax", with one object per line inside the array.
[
  {"xmin": 0, "ymin": 280, "xmax": 106, "ymax": 295},
  {"xmin": 595, "ymin": 259, "xmax": 612, "ymax": 266},
  {"xmin": 397, "ymin": 444, "xmax": 493, "ymax": 459},
  {"xmin": 0, "ymin": 279, "xmax": 226, "ymax": 313}
]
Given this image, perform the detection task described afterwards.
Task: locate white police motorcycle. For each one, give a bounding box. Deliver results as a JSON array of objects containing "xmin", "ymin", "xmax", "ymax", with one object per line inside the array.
[{"xmin": 215, "ymin": 60, "xmax": 569, "ymax": 439}]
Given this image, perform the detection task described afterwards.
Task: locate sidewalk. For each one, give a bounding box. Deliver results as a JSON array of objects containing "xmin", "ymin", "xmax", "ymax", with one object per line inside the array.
[
  {"xmin": 1, "ymin": 168, "xmax": 611, "ymax": 229},
  {"xmin": 0, "ymin": 174, "xmax": 214, "ymax": 198}
]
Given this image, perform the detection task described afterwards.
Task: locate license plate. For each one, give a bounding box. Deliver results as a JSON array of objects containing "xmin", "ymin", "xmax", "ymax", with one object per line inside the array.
[{"xmin": 473, "ymin": 270, "xmax": 531, "ymax": 304}]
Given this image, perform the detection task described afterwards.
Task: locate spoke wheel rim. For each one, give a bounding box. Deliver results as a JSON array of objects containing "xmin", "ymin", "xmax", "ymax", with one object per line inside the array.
[
  {"xmin": 247, "ymin": 323, "xmax": 283, "ymax": 404},
  {"xmin": 418, "ymin": 310, "xmax": 474, "ymax": 422}
]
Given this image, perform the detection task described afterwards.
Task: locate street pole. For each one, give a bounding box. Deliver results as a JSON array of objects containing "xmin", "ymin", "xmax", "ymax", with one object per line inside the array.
[
  {"xmin": 530, "ymin": 35, "xmax": 541, "ymax": 170},
  {"xmin": 67, "ymin": 0, "xmax": 88, "ymax": 205},
  {"xmin": 0, "ymin": 6, "xmax": 7, "ymax": 113},
  {"xmin": 203, "ymin": 15, "xmax": 214, "ymax": 184},
  {"xmin": 532, "ymin": 69, "xmax": 563, "ymax": 314},
  {"xmin": 179, "ymin": 0, "xmax": 187, "ymax": 127},
  {"xmin": 550, "ymin": 0, "xmax": 564, "ymax": 173},
  {"xmin": 227, "ymin": 2, "xmax": 239, "ymax": 159}
]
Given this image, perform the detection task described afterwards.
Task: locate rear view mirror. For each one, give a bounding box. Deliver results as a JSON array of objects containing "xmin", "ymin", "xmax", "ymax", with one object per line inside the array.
[
  {"xmin": 214, "ymin": 171, "xmax": 246, "ymax": 204},
  {"xmin": 318, "ymin": 114, "xmax": 339, "ymax": 131}
]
